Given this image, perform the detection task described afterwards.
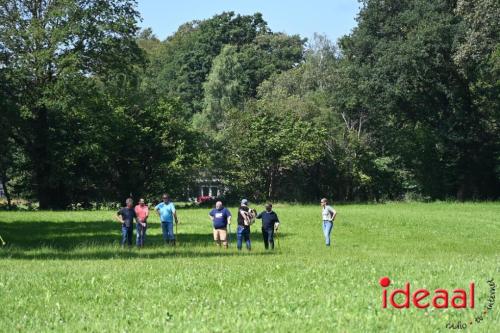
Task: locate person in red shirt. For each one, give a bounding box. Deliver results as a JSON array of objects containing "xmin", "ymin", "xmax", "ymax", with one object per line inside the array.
[{"xmin": 134, "ymin": 198, "xmax": 149, "ymax": 247}]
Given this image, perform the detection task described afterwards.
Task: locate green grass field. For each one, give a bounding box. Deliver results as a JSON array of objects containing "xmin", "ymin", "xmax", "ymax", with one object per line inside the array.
[{"xmin": 0, "ymin": 203, "xmax": 498, "ymax": 332}]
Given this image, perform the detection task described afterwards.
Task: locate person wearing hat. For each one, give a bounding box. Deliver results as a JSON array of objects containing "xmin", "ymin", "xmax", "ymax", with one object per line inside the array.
[
  {"xmin": 256, "ymin": 203, "xmax": 280, "ymax": 250},
  {"xmin": 236, "ymin": 199, "xmax": 253, "ymax": 251}
]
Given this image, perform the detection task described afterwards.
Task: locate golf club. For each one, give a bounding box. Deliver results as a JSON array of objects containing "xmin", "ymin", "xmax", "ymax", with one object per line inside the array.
[
  {"xmin": 228, "ymin": 224, "xmax": 232, "ymax": 247},
  {"xmin": 141, "ymin": 222, "xmax": 145, "ymax": 247},
  {"xmin": 0, "ymin": 234, "xmax": 6, "ymax": 246},
  {"xmin": 175, "ymin": 221, "xmax": 179, "ymax": 246},
  {"xmin": 275, "ymin": 228, "xmax": 280, "ymax": 249}
]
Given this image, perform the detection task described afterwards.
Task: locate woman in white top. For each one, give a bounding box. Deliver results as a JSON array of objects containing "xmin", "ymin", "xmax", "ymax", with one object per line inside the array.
[{"xmin": 320, "ymin": 198, "xmax": 337, "ymax": 247}]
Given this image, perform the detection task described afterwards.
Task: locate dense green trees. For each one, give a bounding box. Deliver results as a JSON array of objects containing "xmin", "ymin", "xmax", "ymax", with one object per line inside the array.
[
  {"xmin": 336, "ymin": 0, "xmax": 499, "ymax": 199},
  {"xmin": 1, "ymin": 1, "xmax": 498, "ymax": 207},
  {"xmin": 0, "ymin": 0, "xmax": 201, "ymax": 208},
  {"xmin": 1, "ymin": 0, "xmax": 145, "ymax": 208}
]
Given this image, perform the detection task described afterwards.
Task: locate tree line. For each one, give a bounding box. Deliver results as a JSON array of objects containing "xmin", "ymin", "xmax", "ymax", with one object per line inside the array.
[{"xmin": 1, "ymin": 0, "xmax": 498, "ymax": 209}]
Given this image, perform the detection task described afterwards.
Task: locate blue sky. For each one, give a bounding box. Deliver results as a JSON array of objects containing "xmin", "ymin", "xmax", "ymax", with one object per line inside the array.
[{"xmin": 137, "ymin": 0, "xmax": 361, "ymax": 43}]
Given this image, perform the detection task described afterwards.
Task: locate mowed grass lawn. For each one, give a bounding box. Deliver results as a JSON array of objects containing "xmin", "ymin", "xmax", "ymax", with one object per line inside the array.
[{"xmin": 0, "ymin": 203, "xmax": 498, "ymax": 332}]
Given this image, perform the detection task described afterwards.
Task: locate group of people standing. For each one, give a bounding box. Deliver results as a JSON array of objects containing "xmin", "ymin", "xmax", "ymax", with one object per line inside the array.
[
  {"xmin": 115, "ymin": 194, "xmax": 337, "ymax": 249},
  {"xmin": 208, "ymin": 199, "xmax": 280, "ymax": 251},
  {"xmin": 115, "ymin": 194, "xmax": 177, "ymax": 247}
]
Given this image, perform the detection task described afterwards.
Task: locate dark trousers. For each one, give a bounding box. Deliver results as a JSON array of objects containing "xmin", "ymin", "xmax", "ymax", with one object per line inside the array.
[
  {"xmin": 121, "ymin": 224, "xmax": 133, "ymax": 246},
  {"xmin": 237, "ymin": 226, "xmax": 251, "ymax": 250},
  {"xmin": 136, "ymin": 222, "xmax": 147, "ymax": 247},
  {"xmin": 262, "ymin": 227, "xmax": 275, "ymax": 249}
]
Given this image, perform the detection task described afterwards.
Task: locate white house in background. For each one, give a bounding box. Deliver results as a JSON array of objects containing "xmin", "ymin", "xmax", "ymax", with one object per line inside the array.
[{"xmin": 196, "ymin": 178, "xmax": 222, "ymax": 197}]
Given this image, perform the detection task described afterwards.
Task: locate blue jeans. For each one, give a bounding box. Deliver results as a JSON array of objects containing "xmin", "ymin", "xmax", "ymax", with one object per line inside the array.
[
  {"xmin": 237, "ymin": 226, "xmax": 251, "ymax": 250},
  {"xmin": 322, "ymin": 221, "xmax": 334, "ymax": 246},
  {"xmin": 262, "ymin": 227, "xmax": 275, "ymax": 249},
  {"xmin": 136, "ymin": 222, "xmax": 147, "ymax": 247},
  {"xmin": 121, "ymin": 224, "xmax": 133, "ymax": 246},
  {"xmin": 161, "ymin": 222, "xmax": 175, "ymax": 241}
]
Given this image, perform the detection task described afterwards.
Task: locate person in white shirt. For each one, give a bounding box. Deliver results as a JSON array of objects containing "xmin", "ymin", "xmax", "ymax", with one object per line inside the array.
[{"xmin": 320, "ymin": 198, "xmax": 337, "ymax": 247}]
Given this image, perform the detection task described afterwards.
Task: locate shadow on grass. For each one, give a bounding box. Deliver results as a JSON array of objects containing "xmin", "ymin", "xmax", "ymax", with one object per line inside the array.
[
  {"xmin": 0, "ymin": 221, "xmax": 287, "ymax": 260},
  {"xmin": 0, "ymin": 249, "xmax": 279, "ymax": 260}
]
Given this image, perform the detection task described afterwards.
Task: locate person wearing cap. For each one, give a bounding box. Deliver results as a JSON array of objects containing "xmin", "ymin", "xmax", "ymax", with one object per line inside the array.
[
  {"xmin": 256, "ymin": 203, "xmax": 280, "ymax": 250},
  {"xmin": 134, "ymin": 198, "xmax": 149, "ymax": 247},
  {"xmin": 320, "ymin": 198, "xmax": 337, "ymax": 247},
  {"xmin": 155, "ymin": 194, "xmax": 178, "ymax": 246},
  {"xmin": 209, "ymin": 201, "xmax": 232, "ymax": 248},
  {"xmin": 237, "ymin": 199, "xmax": 254, "ymax": 251}
]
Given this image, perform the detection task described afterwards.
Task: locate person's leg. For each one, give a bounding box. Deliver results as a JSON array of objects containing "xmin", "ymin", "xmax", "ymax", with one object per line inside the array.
[
  {"xmin": 167, "ymin": 222, "xmax": 175, "ymax": 245},
  {"xmin": 329, "ymin": 222, "xmax": 334, "ymax": 246},
  {"xmin": 236, "ymin": 226, "xmax": 243, "ymax": 250},
  {"xmin": 213, "ymin": 229, "xmax": 220, "ymax": 246},
  {"xmin": 136, "ymin": 223, "xmax": 142, "ymax": 247},
  {"xmin": 244, "ymin": 228, "xmax": 251, "ymax": 250},
  {"xmin": 127, "ymin": 225, "xmax": 133, "ymax": 246},
  {"xmin": 323, "ymin": 221, "xmax": 332, "ymax": 246},
  {"xmin": 219, "ymin": 228, "xmax": 228, "ymax": 248},
  {"xmin": 322, "ymin": 221, "xmax": 327, "ymax": 245},
  {"xmin": 143, "ymin": 224, "xmax": 147, "ymax": 247},
  {"xmin": 262, "ymin": 228, "xmax": 269, "ymax": 249},
  {"xmin": 161, "ymin": 222, "xmax": 168, "ymax": 243},
  {"xmin": 121, "ymin": 225, "xmax": 128, "ymax": 247},
  {"xmin": 268, "ymin": 228, "xmax": 275, "ymax": 250}
]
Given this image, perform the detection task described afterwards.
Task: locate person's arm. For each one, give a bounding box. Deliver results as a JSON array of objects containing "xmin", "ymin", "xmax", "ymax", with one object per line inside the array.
[
  {"xmin": 169, "ymin": 203, "xmax": 178, "ymax": 224},
  {"xmin": 227, "ymin": 209, "xmax": 232, "ymax": 225},
  {"xmin": 209, "ymin": 210, "xmax": 214, "ymax": 222},
  {"xmin": 154, "ymin": 204, "xmax": 161, "ymax": 221},
  {"xmin": 274, "ymin": 214, "xmax": 280, "ymax": 230},
  {"xmin": 240, "ymin": 210, "xmax": 249, "ymax": 225},
  {"xmin": 115, "ymin": 210, "xmax": 124, "ymax": 224},
  {"xmin": 331, "ymin": 207, "xmax": 337, "ymax": 221},
  {"xmin": 256, "ymin": 211, "xmax": 263, "ymax": 219},
  {"xmin": 134, "ymin": 207, "xmax": 139, "ymax": 223},
  {"xmin": 140, "ymin": 208, "xmax": 147, "ymax": 226}
]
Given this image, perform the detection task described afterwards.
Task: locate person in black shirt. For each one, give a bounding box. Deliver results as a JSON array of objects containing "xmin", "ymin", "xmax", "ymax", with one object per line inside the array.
[
  {"xmin": 237, "ymin": 199, "xmax": 254, "ymax": 251},
  {"xmin": 115, "ymin": 198, "xmax": 136, "ymax": 247},
  {"xmin": 256, "ymin": 203, "xmax": 280, "ymax": 250}
]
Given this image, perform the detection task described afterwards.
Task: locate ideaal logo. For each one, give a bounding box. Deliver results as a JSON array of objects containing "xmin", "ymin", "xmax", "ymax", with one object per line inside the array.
[
  {"xmin": 378, "ymin": 277, "xmax": 496, "ymax": 329},
  {"xmin": 379, "ymin": 277, "xmax": 475, "ymax": 309}
]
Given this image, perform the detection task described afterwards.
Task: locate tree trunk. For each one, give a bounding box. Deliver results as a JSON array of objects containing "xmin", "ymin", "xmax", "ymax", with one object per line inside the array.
[
  {"xmin": 267, "ymin": 167, "xmax": 276, "ymax": 200},
  {"xmin": 1, "ymin": 174, "xmax": 12, "ymax": 210},
  {"xmin": 30, "ymin": 105, "xmax": 68, "ymax": 209}
]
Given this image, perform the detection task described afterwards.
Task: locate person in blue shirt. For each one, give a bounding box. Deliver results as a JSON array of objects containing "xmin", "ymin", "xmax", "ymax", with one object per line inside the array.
[
  {"xmin": 155, "ymin": 194, "xmax": 178, "ymax": 246},
  {"xmin": 209, "ymin": 201, "xmax": 232, "ymax": 248},
  {"xmin": 256, "ymin": 203, "xmax": 280, "ymax": 250}
]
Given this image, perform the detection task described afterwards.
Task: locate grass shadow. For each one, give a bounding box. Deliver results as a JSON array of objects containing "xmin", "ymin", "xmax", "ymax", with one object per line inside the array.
[{"xmin": 0, "ymin": 221, "xmax": 287, "ymax": 260}]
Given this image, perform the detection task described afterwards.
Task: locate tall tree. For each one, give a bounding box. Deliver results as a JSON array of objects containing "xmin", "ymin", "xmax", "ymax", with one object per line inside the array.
[
  {"xmin": 0, "ymin": 0, "xmax": 144, "ymax": 208},
  {"xmin": 338, "ymin": 0, "xmax": 499, "ymax": 199},
  {"xmin": 197, "ymin": 33, "xmax": 305, "ymax": 134},
  {"xmin": 219, "ymin": 89, "xmax": 325, "ymax": 200},
  {"xmin": 145, "ymin": 12, "xmax": 269, "ymax": 115}
]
